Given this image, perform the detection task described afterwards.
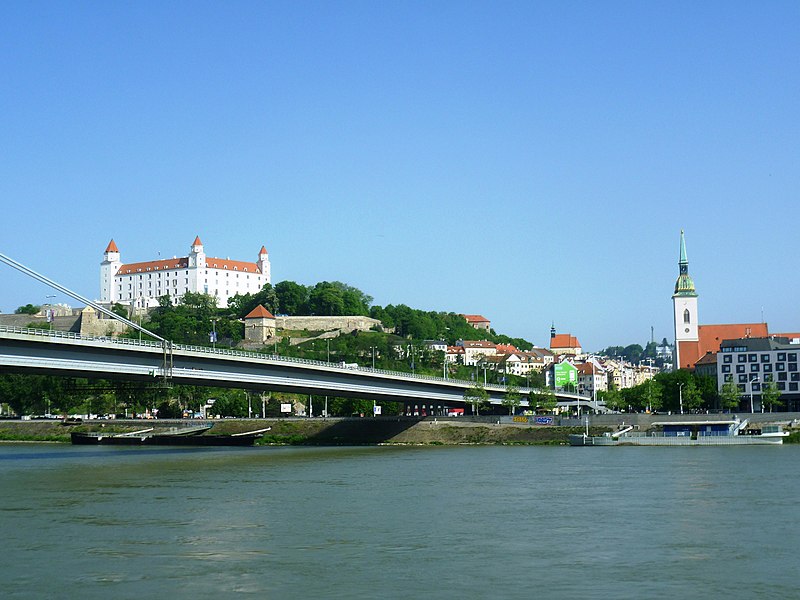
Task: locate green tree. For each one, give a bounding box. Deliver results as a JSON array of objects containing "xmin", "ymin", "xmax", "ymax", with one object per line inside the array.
[
  {"xmin": 720, "ymin": 380, "xmax": 742, "ymax": 411},
  {"xmin": 501, "ymin": 384, "xmax": 521, "ymax": 415},
  {"xmin": 15, "ymin": 304, "xmax": 40, "ymax": 315},
  {"xmin": 464, "ymin": 383, "xmax": 489, "ymax": 416},
  {"xmin": 598, "ymin": 388, "xmax": 625, "ymax": 412},
  {"xmin": 530, "ymin": 387, "xmax": 557, "ymax": 413},
  {"xmin": 680, "ymin": 379, "xmax": 704, "ymax": 413},
  {"xmin": 274, "ymin": 281, "xmax": 309, "ymax": 315},
  {"xmin": 760, "ymin": 381, "xmax": 783, "ymax": 413}
]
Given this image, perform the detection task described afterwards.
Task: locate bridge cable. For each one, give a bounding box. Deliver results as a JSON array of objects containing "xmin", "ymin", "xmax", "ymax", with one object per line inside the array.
[{"xmin": 0, "ymin": 251, "xmax": 172, "ymax": 379}]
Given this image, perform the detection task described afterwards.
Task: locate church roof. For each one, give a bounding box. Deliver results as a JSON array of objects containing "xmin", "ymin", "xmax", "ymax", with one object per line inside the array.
[
  {"xmin": 245, "ymin": 305, "xmax": 275, "ymax": 319},
  {"xmin": 678, "ymin": 323, "xmax": 769, "ymax": 369},
  {"xmin": 105, "ymin": 239, "xmax": 119, "ymax": 253},
  {"xmin": 259, "ymin": 246, "xmax": 268, "ymax": 255},
  {"xmin": 192, "ymin": 236, "xmax": 203, "ymax": 247},
  {"xmin": 550, "ymin": 334, "xmax": 581, "ymax": 349}
]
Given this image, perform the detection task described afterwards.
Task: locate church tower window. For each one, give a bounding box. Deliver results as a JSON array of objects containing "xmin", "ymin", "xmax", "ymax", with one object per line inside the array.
[{"xmin": 684, "ymin": 309, "xmax": 691, "ymax": 324}]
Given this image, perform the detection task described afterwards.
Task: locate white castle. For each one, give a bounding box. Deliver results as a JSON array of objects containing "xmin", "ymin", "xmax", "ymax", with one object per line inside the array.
[{"xmin": 100, "ymin": 236, "xmax": 271, "ymax": 308}]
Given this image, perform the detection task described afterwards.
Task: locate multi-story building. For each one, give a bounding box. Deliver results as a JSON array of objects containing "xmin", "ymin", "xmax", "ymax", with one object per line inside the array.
[
  {"xmin": 100, "ymin": 236, "xmax": 271, "ymax": 309},
  {"xmin": 717, "ymin": 337, "xmax": 800, "ymax": 411}
]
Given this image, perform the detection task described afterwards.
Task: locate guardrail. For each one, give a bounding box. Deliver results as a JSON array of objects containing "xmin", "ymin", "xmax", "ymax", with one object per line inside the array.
[{"xmin": 0, "ymin": 324, "xmax": 543, "ymax": 394}]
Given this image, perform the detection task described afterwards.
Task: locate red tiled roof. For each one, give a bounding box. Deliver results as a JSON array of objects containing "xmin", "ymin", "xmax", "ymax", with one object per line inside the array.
[
  {"xmin": 259, "ymin": 246, "xmax": 268, "ymax": 255},
  {"xmin": 550, "ymin": 334, "xmax": 581, "ymax": 349},
  {"xmin": 677, "ymin": 323, "xmax": 769, "ymax": 370},
  {"xmin": 245, "ymin": 305, "xmax": 275, "ymax": 319},
  {"xmin": 105, "ymin": 239, "xmax": 119, "ymax": 253},
  {"xmin": 116, "ymin": 258, "xmax": 189, "ymax": 274},
  {"xmin": 495, "ymin": 344, "xmax": 518, "ymax": 355},
  {"xmin": 193, "ymin": 236, "xmax": 203, "ymax": 246},
  {"xmin": 463, "ymin": 314, "xmax": 490, "ymax": 323},
  {"xmin": 447, "ymin": 346, "xmax": 465, "ymax": 354},
  {"xmin": 205, "ymin": 256, "xmax": 261, "ymax": 272}
]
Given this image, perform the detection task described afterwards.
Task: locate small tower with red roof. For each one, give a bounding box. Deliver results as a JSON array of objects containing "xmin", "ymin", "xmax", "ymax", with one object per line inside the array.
[
  {"xmin": 257, "ymin": 245, "xmax": 271, "ymax": 283},
  {"xmin": 100, "ymin": 239, "xmax": 122, "ymax": 303}
]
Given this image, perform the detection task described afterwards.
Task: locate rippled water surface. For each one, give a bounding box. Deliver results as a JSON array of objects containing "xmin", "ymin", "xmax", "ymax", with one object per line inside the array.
[{"xmin": 1, "ymin": 443, "xmax": 798, "ymax": 599}]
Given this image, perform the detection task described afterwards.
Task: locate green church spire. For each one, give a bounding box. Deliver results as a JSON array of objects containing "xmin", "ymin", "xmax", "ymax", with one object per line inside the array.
[{"xmin": 674, "ymin": 229, "xmax": 697, "ymax": 297}]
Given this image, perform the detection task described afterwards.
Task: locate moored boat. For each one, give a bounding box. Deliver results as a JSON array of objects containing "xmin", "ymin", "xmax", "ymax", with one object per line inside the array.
[{"xmin": 569, "ymin": 418, "xmax": 788, "ymax": 446}]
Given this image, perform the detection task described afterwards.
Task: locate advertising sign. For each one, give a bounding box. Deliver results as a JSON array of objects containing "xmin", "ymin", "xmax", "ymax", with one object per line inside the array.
[
  {"xmin": 534, "ymin": 416, "xmax": 554, "ymax": 425},
  {"xmin": 280, "ymin": 403, "xmax": 292, "ymax": 413},
  {"xmin": 373, "ymin": 405, "xmax": 382, "ymax": 415}
]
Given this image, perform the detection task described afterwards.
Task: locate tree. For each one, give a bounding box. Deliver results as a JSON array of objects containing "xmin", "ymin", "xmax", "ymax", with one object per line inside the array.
[
  {"xmin": 15, "ymin": 304, "xmax": 40, "ymax": 315},
  {"xmin": 598, "ymin": 389, "xmax": 625, "ymax": 412},
  {"xmin": 501, "ymin": 384, "xmax": 521, "ymax": 415},
  {"xmin": 680, "ymin": 379, "xmax": 704, "ymax": 413},
  {"xmin": 464, "ymin": 383, "xmax": 489, "ymax": 416},
  {"xmin": 530, "ymin": 387, "xmax": 557, "ymax": 413},
  {"xmin": 720, "ymin": 380, "xmax": 742, "ymax": 411},
  {"xmin": 760, "ymin": 381, "xmax": 783, "ymax": 413},
  {"xmin": 275, "ymin": 281, "xmax": 309, "ymax": 315}
]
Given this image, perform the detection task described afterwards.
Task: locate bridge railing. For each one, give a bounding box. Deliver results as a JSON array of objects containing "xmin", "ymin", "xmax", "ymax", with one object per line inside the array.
[{"xmin": 0, "ymin": 324, "xmax": 525, "ymax": 393}]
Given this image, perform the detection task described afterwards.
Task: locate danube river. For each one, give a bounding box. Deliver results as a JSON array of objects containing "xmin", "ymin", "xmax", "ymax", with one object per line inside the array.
[{"xmin": 1, "ymin": 443, "xmax": 798, "ymax": 599}]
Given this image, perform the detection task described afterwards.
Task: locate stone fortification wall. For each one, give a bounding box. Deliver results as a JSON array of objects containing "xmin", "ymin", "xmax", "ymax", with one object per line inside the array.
[{"xmin": 276, "ymin": 316, "xmax": 383, "ymax": 334}]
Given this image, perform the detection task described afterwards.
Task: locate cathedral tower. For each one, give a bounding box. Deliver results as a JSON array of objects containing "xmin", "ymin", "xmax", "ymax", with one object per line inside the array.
[{"xmin": 672, "ymin": 230, "xmax": 699, "ymax": 368}]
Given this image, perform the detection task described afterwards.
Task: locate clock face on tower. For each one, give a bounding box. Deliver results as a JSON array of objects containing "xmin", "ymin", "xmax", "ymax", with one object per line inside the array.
[{"xmin": 685, "ymin": 328, "xmax": 690, "ymax": 333}]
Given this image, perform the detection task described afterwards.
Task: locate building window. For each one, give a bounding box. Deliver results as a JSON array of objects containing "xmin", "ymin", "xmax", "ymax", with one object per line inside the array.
[
  {"xmin": 778, "ymin": 382, "xmax": 786, "ymax": 391},
  {"xmin": 724, "ymin": 374, "xmax": 733, "ymax": 382},
  {"xmin": 738, "ymin": 374, "xmax": 748, "ymax": 383},
  {"xmin": 777, "ymin": 352, "xmax": 786, "ymax": 361},
  {"xmin": 763, "ymin": 364, "xmax": 772, "ymax": 372},
  {"xmin": 778, "ymin": 372, "xmax": 788, "ymax": 381},
  {"xmin": 738, "ymin": 355, "xmax": 747, "ymax": 363},
  {"xmin": 792, "ymin": 373, "xmax": 800, "ymax": 382},
  {"xmin": 723, "ymin": 355, "xmax": 732, "ymax": 363},
  {"xmin": 776, "ymin": 363, "xmax": 785, "ymax": 371},
  {"xmin": 750, "ymin": 364, "xmax": 759, "ymax": 372},
  {"xmin": 764, "ymin": 374, "xmax": 773, "ymax": 382},
  {"xmin": 748, "ymin": 354, "xmax": 757, "ymax": 362},
  {"xmin": 790, "ymin": 363, "xmax": 798, "ymax": 372},
  {"xmin": 761, "ymin": 354, "xmax": 770, "ymax": 363},
  {"xmin": 736, "ymin": 365, "xmax": 745, "ymax": 374},
  {"xmin": 789, "ymin": 353, "xmax": 797, "ymax": 362},
  {"xmin": 721, "ymin": 365, "xmax": 731, "ymax": 373},
  {"xmin": 790, "ymin": 383, "xmax": 799, "ymax": 392},
  {"xmin": 683, "ymin": 309, "xmax": 690, "ymax": 324}
]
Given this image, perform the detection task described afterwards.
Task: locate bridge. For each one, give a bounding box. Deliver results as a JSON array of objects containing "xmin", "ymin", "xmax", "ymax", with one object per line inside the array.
[{"xmin": 0, "ymin": 326, "xmax": 600, "ymax": 411}]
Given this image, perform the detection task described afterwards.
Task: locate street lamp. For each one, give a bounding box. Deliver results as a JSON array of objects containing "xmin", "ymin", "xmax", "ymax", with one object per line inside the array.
[
  {"xmin": 678, "ymin": 382, "xmax": 684, "ymax": 415},
  {"xmin": 45, "ymin": 295, "xmax": 56, "ymax": 331},
  {"xmin": 749, "ymin": 375, "xmax": 759, "ymax": 414},
  {"xmin": 209, "ymin": 318, "xmax": 218, "ymax": 349}
]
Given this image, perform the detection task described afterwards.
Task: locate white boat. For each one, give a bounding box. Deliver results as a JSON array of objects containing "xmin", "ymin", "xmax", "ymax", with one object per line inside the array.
[{"xmin": 569, "ymin": 418, "xmax": 788, "ymax": 446}]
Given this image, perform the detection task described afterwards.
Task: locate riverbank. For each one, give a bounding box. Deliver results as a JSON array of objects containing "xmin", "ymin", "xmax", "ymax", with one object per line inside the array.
[
  {"xmin": 4, "ymin": 416, "xmax": 798, "ymax": 445},
  {"xmin": 0, "ymin": 418, "xmax": 609, "ymax": 446}
]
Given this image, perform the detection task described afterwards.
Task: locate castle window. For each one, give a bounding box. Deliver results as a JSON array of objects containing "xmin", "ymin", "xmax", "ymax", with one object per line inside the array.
[{"xmin": 683, "ymin": 309, "xmax": 690, "ymax": 324}]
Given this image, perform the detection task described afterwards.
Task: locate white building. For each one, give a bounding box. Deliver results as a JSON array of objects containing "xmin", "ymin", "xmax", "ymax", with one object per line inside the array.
[{"xmin": 100, "ymin": 236, "xmax": 271, "ymax": 309}]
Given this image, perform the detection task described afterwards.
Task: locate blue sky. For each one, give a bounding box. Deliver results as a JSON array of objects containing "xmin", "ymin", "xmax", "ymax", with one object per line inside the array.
[{"xmin": 1, "ymin": 1, "xmax": 798, "ymax": 351}]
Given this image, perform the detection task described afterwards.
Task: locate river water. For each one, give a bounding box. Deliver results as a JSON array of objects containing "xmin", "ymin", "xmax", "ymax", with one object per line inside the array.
[{"xmin": 1, "ymin": 443, "xmax": 798, "ymax": 599}]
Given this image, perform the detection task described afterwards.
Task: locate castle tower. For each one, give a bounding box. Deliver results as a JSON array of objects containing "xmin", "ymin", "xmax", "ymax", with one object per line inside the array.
[
  {"xmin": 257, "ymin": 245, "xmax": 271, "ymax": 283},
  {"xmin": 188, "ymin": 235, "xmax": 205, "ymax": 269},
  {"xmin": 100, "ymin": 239, "xmax": 121, "ymax": 303},
  {"xmin": 672, "ymin": 230, "xmax": 699, "ymax": 368}
]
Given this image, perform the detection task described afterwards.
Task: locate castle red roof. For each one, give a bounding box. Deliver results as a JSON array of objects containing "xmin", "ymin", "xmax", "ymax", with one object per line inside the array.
[
  {"xmin": 193, "ymin": 236, "xmax": 203, "ymax": 246},
  {"xmin": 105, "ymin": 239, "xmax": 119, "ymax": 253}
]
